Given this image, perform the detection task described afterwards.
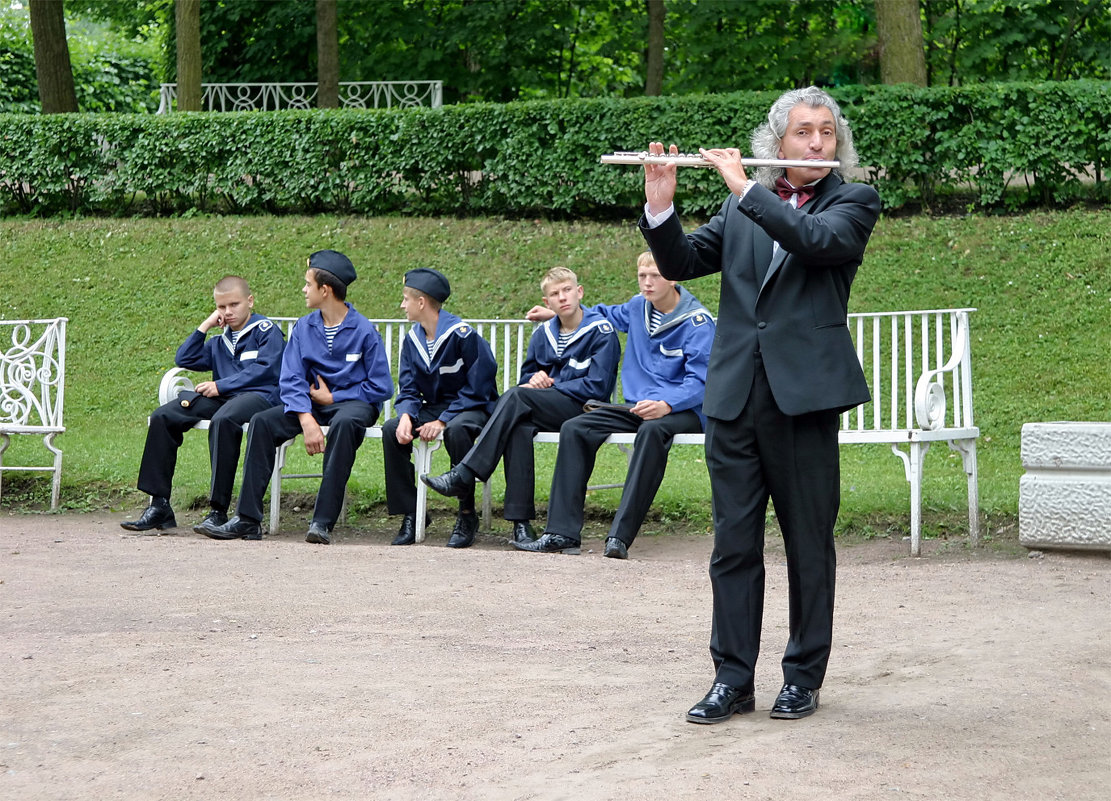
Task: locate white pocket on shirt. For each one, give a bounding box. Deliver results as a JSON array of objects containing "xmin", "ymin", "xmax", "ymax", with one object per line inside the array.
[
  {"xmin": 568, "ymin": 358, "xmax": 592, "ymax": 370},
  {"xmin": 240, "ymin": 350, "xmax": 259, "ymax": 361},
  {"xmin": 659, "ymin": 345, "xmax": 684, "ymax": 358},
  {"xmin": 345, "ymin": 352, "xmax": 361, "ymax": 362},
  {"xmin": 439, "ymin": 358, "xmax": 464, "ymax": 375}
]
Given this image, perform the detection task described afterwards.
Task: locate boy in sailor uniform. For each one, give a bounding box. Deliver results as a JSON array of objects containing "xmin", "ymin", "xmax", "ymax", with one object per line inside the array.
[
  {"xmin": 526, "ymin": 251, "xmax": 715, "ymax": 558},
  {"xmin": 383, "ymin": 268, "xmax": 499, "ymax": 549},
  {"xmin": 200, "ymin": 250, "xmax": 393, "ymax": 545},
  {"xmin": 121, "ymin": 276, "xmax": 284, "ymax": 534},
  {"xmin": 421, "ymin": 266, "xmax": 620, "ymax": 551}
]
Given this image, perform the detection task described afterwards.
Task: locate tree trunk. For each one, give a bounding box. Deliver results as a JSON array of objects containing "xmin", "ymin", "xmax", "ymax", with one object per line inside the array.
[
  {"xmin": 875, "ymin": 0, "xmax": 928, "ymax": 85},
  {"xmin": 28, "ymin": 0, "xmax": 78, "ymax": 113},
  {"xmin": 645, "ymin": 0, "xmax": 665, "ymax": 96},
  {"xmin": 316, "ymin": 0, "xmax": 339, "ymax": 108},
  {"xmin": 175, "ymin": 0, "xmax": 202, "ymax": 111}
]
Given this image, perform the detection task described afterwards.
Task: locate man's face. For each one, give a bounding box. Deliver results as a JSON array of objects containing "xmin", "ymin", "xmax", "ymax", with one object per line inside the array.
[
  {"xmin": 543, "ymin": 280, "xmax": 584, "ymax": 319},
  {"xmin": 399, "ymin": 287, "xmax": 422, "ymax": 321},
  {"xmin": 214, "ymin": 288, "xmax": 253, "ymax": 331},
  {"xmin": 637, "ymin": 263, "xmax": 676, "ymax": 308},
  {"xmin": 778, "ymin": 103, "xmax": 837, "ymax": 186},
  {"xmin": 302, "ymin": 270, "xmax": 325, "ymax": 309}
]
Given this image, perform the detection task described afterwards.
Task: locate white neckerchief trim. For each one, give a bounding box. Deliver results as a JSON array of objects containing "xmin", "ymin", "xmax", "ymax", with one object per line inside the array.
[
  {"xmin": 543, "ymin": 317, "xmax": 611, "ymax": 353},
  {"xmin": 222, "ymin": 318, "xmax": 263, "ymax": 355},
  {"xmin": 408, "ymin": 320, "xmax": 468, "ymax": 368}
]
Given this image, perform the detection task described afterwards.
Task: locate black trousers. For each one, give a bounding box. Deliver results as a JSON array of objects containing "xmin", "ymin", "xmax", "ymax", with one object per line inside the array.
[
  {"xmin": 545, "ymin": 407, "xmax": 702, "ymax": 545},
  {"xmin": 382, "ymin": 407, "xmax": 488, "ymax": 515},
  {"xmin": 461, "ymin": 386, "xmax": 584, "ymax": 522},
  {"xmin": 137, "ymin": 392, "xmax": 273, "ymax": 511},
  {"xmin": 704, "ymin": 355, "xmax": 839, "ymax": 691},
  {"xmin": 235, "ymin": 400, "xmax": 379, "ymax": 529}
]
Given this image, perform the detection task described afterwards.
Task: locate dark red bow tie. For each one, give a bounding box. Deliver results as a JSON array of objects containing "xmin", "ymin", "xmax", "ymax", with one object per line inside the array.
[{"xmin": 775, "ymin": 177, "xmax": 815, "ymax": 207}]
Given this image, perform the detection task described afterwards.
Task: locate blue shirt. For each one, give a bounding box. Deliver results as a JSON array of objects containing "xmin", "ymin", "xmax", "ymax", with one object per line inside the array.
[
  {"xmin": 521, "ymin": 306, "xmax": 620, "ymax": 405},
  {"xmin": 589, "ymin": 286, "xmax": 715, "ymax": 429},
  {"xmin": 175, "ymin": 313, "xmax": 285, "ymax": 405},
  {"xmin": 279, "ymin": 303, "xmax": 394, "ymax": 414},
  {"xmin": 394, "ymin": 311, "xmax": 499, "ymax": 423}
]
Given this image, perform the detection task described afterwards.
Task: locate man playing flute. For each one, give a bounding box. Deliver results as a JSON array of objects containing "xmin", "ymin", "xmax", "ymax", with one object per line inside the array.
[{"xmin": 638, "ymin": 86, "xmax": 881, "ymax": 723}]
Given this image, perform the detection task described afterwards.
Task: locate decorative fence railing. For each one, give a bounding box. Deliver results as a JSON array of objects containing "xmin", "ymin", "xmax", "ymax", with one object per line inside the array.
[{"xmin": 156, "ymin": 81, "xmax": 443, "ymax": 113}]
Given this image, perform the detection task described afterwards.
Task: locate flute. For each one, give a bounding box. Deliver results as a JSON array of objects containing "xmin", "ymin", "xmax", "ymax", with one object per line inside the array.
[{"xmin": 600, "ymin": 151, "xmax": 840, "ymax": 169}]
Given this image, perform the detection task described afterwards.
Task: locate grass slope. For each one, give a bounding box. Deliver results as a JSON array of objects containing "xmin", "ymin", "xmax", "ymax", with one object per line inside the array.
[{"xmin": 1, "ymin": 209, "xmax": 1107, "ymax": 541}]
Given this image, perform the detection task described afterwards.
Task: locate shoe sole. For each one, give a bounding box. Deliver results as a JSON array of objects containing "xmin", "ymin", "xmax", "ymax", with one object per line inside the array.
[
  {"xmin": 685, "ymin": 698, "xmax": 757, "ymax": 724},
  {"xmin": 120, "ymin": 518, "xmax": 177, "ymax": 532},
  {"xmin": 769, "ymin": 704, "xmax": 818, "ymax": 720},
  {"xmin": 770, "ymin": 694, "xmax": 819, "ymax": 720},
  {"xmin": 305, "ymin": 534, "xmax": 330, "ymax": 544},
  {"xmin": 511, "ymin": 541, "xmax": 581, "ymax": 554}
]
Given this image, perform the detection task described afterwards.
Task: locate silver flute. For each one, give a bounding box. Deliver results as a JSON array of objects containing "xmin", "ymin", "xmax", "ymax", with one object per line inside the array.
[{"xmin": 600, "ymin": 151, "xmax": 840, "ymax": 169}]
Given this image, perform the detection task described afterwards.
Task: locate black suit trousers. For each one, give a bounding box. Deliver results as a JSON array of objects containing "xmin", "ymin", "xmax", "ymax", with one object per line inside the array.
[
  {"xmin": 545, "ymin": 408, "xmax": 702, "ymax": 545},
  {"xmin": 235, "ymin": 400, "xmax": 379, "ymax": 529},
  {"xmin": 461, "ymin": 386, "xmax": 583, "ymax": 522},
  {"xmin": 137, "ymin": 392, "xmax": 272, "ymax": 510},
  {"xmin": 382, "ymin": 408, "xmax": 488, "ymax": 515},
  {"xmin": 705, "ymin": 355, "xmax": 839, "ymax": 691}
]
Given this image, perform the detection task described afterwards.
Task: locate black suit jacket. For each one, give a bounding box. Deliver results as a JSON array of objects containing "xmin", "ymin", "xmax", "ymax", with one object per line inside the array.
[{"xmin": 640, "ymin": 174, "xmax": 881, "ymax": 420}]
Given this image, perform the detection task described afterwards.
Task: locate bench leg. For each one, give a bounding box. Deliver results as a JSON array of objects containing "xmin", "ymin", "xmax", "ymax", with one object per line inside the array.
[
  {"xmin": 413, "ymin": 438, "xmax": 444, "ymax": 544},
  {"xmin": 949, "ymin": 438, "xmax": 980, "ymax": 547},
  {"xmin": 44, "ymin": 432, "xmax": 63, "ymax": 510},
  {"xmin": 891, "ymin": 441, "xmax": 930, "ymax": 557},
  {"xmin": 269, "ymin": 441, "xmax": 291, "ymax": 535},
  {"xmin": 0, "ymin": 433, "xmax": 7, "ymax": 507}
]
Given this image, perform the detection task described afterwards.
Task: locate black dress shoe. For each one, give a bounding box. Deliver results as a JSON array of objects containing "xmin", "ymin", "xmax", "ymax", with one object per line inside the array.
[
  {"xmin": 390, "ymin": 513, "xmax": 432, "ymax": 546},
  {"xmin": 446, "ymin": 511, "xmax": 479, "ymax": 548},
  {"xmin": 121, "ymin": 499, "xmax": 176, "ymax": 532},
  {"xmin": 685, "ymin": 682, "xmax": 756, "ymax": 724},
  {"xmin": 200, "ymin": 515, "xmax": 262, "ymax": 541},
  {"xmin": 770, "ymin": 684, "xmax": 820, "ymax": 719},
  {"xmin": 510, "ymin": 520, "xmax": 536, "ymax": 544},
  {"xmin": 603, "ymin": 537, "xmax": 628, "ymax": 559},
  {"xmin": 305, "ymin": 521, "xmax": 331, "ymax": 545},
  {"xmin": 192, "ymin": 509, "xmax": 228, "ymax": 535},
  {"xmin": 513, "ymin": 532, "xmax": 581, "ymax": 554},
  {"xmin": 419, "ymin": 466, "xmax": 475, "ymax": 498}
]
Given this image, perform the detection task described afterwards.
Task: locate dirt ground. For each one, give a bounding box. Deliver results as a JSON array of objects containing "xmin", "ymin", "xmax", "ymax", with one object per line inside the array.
[{"xmin": 1, "ymin": 510, "xmax": 1109, "ymax": 801}]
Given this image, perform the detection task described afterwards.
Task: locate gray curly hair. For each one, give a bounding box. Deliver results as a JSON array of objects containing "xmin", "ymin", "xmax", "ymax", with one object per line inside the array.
[{"xmin": 749, "ymin": 86, "xmax": 859, "ymax": 189}]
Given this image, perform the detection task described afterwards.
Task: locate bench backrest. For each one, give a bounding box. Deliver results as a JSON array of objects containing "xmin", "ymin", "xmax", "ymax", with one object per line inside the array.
[
  {"xmin": 261, "ymin": 308, "xmax": 976, "ymax": 436},
  {"xmin": 0, "ymin": 317, "xmax": 67, "ymax": 433}
]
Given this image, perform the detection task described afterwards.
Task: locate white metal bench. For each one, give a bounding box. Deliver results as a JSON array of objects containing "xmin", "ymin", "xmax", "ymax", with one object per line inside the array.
[
  {"xmin": 159, "ymin": 308, "xmax": 978, "ymax": 556},
  {"xmin": 0, "ymin": 318, "xmax": 67, "ymax": 509}
]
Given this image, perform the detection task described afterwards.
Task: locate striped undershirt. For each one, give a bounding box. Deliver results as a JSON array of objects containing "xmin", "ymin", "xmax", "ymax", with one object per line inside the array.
[
  {"xmin": 323, "ymin": 323, "xmax": 341, "ymax": 351},
  {"xmin": 555, "ymin": 330, "xmax": 575, "ymax": 357},
  {"xmin": 648, "ymin": 307, "xmax": 665, "ymax": 335}
]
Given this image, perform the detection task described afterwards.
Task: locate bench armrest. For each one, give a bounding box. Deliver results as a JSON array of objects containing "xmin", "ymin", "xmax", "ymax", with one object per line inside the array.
[
  {"xmin": 159, "ymin": 367, "xmax": 196, "ymax": 406},
  {"xmin": 913, "ymin": 317, "xmax": 970, "ymax": 431}
]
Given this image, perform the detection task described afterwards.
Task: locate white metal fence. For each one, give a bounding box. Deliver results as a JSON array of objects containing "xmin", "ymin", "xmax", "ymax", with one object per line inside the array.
[{"xmin": 157, "ymin": 81, "xmax": 443, "ymax": 113}]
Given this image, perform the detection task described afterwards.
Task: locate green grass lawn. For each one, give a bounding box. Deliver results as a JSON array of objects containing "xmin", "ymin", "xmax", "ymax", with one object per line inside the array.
[{"xmin": 1, "ymin": 209, "xmax": 1107, "ymax": 542}]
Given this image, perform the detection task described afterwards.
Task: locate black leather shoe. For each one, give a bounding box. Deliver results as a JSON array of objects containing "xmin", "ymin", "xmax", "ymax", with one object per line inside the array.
[
  {"xmin": 513, "ymin": 532, "xmax": 581, "ymax": 554},
  {"xmin": 305, "ymin": 521, "xmax": 331, "ymax": 545},
  {"xmin": 510, "ymin": 520, "xmax": 536, "ymax": 544},
  {"xmin": 200, "ymin": 515, "xmax": 262, "ymax": 541},
  {"xmin": 770, "ymin": 684, "xmax": 820, "ymax": 719},
  {"xmin": 390, "ymin": 513, "xmax": 432, "ymax": 546},
  {"xmin": 685, "ymin": 682, "xmax": 756, "ymax": 724},
  {"xmin": 419, "ymin": 466, "xmax": 475, "ymax": 498},
  {"xmin": 446, "ymin": 511, "xmax": 479, "ymax": 548},
  {"xmin": 192, "ymin": 509, "xmax": 228, "ymax": 536},
  {"xmin": 603, "ymin": 537, "xmax": 628, "ymax": 559},
  {"xmin": 121, "ymin": 500, "xmax": 176, "ymax": 532}
]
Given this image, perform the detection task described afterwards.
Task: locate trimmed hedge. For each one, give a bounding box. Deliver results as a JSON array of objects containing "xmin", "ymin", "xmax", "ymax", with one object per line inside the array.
[{"xmin": 1, "ymin": 81, "xmax": 1106, "ymax": 217}]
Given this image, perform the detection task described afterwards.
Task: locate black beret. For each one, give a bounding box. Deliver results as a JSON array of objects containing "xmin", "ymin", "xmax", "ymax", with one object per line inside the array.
[
  {"xmin": 404, "ymin": 268, "xmax": 451, "ymax": 303},
  {"xmin": 308, "ymin": 249, "xmax": 357, "ymax": 286}
]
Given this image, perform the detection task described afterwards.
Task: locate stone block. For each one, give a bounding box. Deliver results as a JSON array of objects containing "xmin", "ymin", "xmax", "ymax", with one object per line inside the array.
[{"xmin": 1019, "ymin": 422, "xmax": 1111, "ymax": 552}]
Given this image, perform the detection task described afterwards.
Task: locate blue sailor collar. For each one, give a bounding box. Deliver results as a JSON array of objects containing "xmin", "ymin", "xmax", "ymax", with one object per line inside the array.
[{"xmin": 407, "ymin": 310, "xmax": 472, "ymax": 368}]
